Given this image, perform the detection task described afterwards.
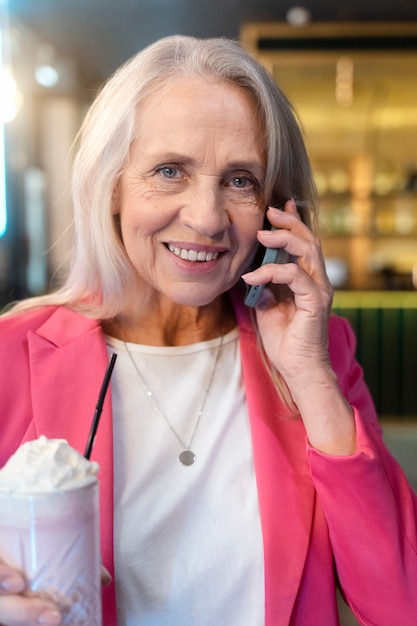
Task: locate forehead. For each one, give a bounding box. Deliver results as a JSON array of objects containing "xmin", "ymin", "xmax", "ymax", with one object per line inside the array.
[
  {"xmin": 136, "ymin": 75, "xmax": 260, "ymax": 128},
  {"xmin": 130, "ymin": 76, "xmax": 265, "ymax": 164}
]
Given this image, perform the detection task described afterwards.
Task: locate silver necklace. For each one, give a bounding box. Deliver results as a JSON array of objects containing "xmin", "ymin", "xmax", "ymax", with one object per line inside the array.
[{"xmin": 123, "ymin": 333, "xmax": 224, "ymax": 466}]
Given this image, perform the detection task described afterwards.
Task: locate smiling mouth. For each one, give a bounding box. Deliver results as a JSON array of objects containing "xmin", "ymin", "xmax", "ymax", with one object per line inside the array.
[{"xmin": 167, "ymin": 244, "xmax": 220, "ymax": 262}]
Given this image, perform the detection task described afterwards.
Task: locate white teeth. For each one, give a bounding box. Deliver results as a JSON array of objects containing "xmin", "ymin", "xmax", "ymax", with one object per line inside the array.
[{"xmin": 168, "ymin": 245, "xmax": 219, "ymax": 262}]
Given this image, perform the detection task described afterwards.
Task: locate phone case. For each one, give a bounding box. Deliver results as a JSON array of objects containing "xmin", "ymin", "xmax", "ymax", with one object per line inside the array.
[{"xmin": 244, "ymin": 229, "xmax": 290, "ymax": 307}]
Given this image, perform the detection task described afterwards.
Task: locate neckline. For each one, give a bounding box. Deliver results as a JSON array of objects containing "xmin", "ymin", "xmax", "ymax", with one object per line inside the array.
[{"xmin": 105, "ymin": 326, "xmax": 239, "ymax": 355}]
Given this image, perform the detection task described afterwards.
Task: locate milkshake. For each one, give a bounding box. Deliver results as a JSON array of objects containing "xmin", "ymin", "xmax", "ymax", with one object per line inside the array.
[{"xmin": 0, "ymin": 436, "xmax": 102, "ymax": 625}]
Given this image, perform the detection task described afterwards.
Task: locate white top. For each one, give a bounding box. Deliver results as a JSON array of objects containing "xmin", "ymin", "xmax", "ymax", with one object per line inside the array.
[{"xmin": 107, "ymin": 328, "xmax": 265, "ymax": 625}]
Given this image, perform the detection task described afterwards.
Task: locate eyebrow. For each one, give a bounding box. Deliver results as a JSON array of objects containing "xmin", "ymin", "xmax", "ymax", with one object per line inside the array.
[{"xmin": 225, "ymin": 160, "xmax": 265, "ymax": 172}]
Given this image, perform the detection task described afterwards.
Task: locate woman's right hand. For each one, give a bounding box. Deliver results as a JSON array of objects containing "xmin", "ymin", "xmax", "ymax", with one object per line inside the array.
[{"xmin": 0, "ymin": 563, "xmax": 61, "ymax": 626}]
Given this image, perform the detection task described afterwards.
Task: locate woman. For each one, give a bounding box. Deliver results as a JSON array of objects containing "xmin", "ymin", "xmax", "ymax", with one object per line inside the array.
[{"xmin": 0, "ymin": 35, "xmax": 416, "ymax": 626}]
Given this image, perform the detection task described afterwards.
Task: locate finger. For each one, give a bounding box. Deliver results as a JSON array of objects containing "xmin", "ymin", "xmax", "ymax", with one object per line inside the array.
[
  {"xmin": 0, "ymin": 596, "xmax": 61, "ymax": 625},
  {"xmin": 265, "ymin": 201, "xmax": 310, "ymax": 234},
  {"xmin": 282, "ymin": 197, "xmax": 299, "ymax": 216},
  {"xmin": 255, "ymin": 284, "xmax": 292, "ymax": 312},
  {"xmin": 0, "ymin": 565, "xmax": 25, "ymax": 595},
  {"xmin": 100, "ymin": 565, "xmax": 112, "ymax": 587},
  {"xmin": 268, "ymin": 198, "xmax": 299, "ymax": 218},
  {"xmin": 256, "ymin": 214, "xmax": 317, "ymax": 266},
  {"xmin": 261, "ymin": 229, "xmax": 329, "ymax": 290},
  {"xmin": 245, "ymin": 261, "xmax": 333, "ymax": 319},
  {"xmin": 242, "ymin": 259, "xmax": 295, "ymax": 285}
]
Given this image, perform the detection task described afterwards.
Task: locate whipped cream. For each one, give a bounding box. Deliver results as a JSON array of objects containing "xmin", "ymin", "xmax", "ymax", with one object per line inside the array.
[{"xmin": 0, "ymin": 436, "xmax": 99, "ymax": 494}]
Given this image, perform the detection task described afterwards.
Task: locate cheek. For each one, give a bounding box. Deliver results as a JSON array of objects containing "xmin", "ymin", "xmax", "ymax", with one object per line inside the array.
[
  {"xmin": 118, "ymin": 201, "xmax": 161, "ymax": 239},
  {"xmin": 117, "ymin": 211, "xmax": 151, "ymax": 262},
  {"xmin": 118, "ymin": 209, "xmax": 138, "ymax": 243},
  {"xmin": 237, "ymin": 211, "xmax": 264, "ymax": 247},
  {"xmin": 233, "ymin": 216, "xmax": 264, "ymax": 270},
  {"xmin": 117, "ymin": 177, "xmax": 157, "ymax": 222}
]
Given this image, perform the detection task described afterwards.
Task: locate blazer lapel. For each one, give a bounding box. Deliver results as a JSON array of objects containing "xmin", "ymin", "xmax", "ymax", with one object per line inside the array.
[
  {"xmin": 27, "ymin": 307, "xmax": 108, "ymax": 453},
  {"xmin": 26, "ymin": 307, "xmax": 117, "ymax": 623},
  {"xmin": 234, "ymin": 297, "xmax": 315, "ymax": 625}
]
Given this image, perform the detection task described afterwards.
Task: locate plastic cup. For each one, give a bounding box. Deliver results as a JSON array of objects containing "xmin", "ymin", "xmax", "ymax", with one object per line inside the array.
[{"xmin": 0, "ymin": 479, "xmax": 102, "ymax": 625}]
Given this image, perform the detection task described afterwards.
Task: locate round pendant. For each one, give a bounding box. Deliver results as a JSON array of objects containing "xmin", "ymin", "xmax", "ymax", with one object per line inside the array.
[{"xmin": 179, "ymin": 450, "xmax": 196, "ymax": 466}]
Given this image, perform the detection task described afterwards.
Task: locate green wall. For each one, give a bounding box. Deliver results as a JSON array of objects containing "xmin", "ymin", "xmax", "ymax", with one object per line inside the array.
[{"xmin": 332, "ymin": 291, "xmax": 417, "ymax": 419}]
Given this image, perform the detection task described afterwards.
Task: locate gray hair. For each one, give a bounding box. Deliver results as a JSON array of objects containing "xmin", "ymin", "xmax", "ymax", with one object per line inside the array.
[{"xmin": 12, "ymin": 35, "xmax": 317, "ymax": 318}]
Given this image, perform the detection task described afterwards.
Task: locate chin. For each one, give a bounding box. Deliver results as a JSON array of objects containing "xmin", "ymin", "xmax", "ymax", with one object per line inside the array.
[{"xmin": 168, "ymin": 285, "xmax": 228, "ymax": 308}]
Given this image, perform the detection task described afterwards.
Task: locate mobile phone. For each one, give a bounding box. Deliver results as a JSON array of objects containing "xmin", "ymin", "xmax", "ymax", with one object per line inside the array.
[{"xmin": 244, "ymin": 225, "xmax": 291, "ymax": 308}]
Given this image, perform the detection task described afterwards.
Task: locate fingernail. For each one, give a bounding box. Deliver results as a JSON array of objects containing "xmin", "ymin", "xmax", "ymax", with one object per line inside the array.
[
  {"xmin": 37, "ymin": 609, "xmax": 62, "ymax": 624},
  {"xmin": 101, "ymin": 565, "xmax": 112, "ymax": 586},
  {"xmin": 1, "ymin": 574, "xmax": 23, "ymax": 592}
]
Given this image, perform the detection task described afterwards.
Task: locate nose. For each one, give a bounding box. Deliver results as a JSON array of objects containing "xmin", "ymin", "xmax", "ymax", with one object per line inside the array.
[{"xmin": 181, "ymin": 183, "xmax": 231, "ymax": 238}]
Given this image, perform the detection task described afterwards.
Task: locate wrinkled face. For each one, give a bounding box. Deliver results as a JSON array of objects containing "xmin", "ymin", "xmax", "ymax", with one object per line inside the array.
[{"xmin": 115, "ymin": 76, "xmax": 266, "ymax": 307}]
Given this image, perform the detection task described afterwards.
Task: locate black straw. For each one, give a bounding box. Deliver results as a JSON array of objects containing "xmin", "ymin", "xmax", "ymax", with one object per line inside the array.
[{"xmin": 84, "ymin": 353, "xmax": 117, "ymax": 459}]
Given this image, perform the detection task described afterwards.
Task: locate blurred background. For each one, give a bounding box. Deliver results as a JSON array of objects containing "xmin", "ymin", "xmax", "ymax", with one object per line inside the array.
[
  {"xmin": 1, "ymin": 3, "xmax": 416, "ymax": 624},
  {"xmin": 1, "ymin": 5, "xmax": 416, "ymax": 392}
]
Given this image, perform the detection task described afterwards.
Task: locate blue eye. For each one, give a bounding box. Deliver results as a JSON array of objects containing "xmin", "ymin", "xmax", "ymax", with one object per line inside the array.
[
  {"xmin": 158, "ymin": 166, "xmax": 179, "ymax": 178},
  {"xmin": 233, "ymin": 176, "xmax": 249, "ymax": 188},
  {"xmin": 231, "ymin": 175, "xmax": 258, "ymax": 189}
]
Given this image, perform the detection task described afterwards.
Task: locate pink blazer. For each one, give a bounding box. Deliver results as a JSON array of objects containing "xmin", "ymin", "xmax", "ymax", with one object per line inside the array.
[{"xmin": 1, "ymin": 301, "xmax": 416, "ymax": 625}]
